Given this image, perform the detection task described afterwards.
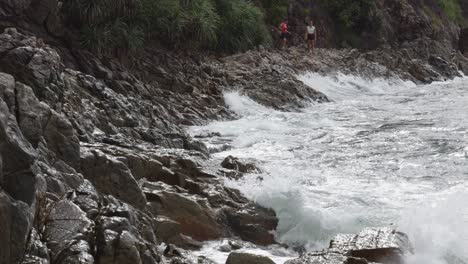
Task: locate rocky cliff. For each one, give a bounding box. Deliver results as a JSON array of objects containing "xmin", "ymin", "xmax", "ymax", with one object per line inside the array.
[{"xmin": 0, "ymin": 0, "xmax": 468, "ymax": 264}]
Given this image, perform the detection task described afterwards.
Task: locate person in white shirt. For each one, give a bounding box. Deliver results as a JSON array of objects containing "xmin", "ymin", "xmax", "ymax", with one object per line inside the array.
[{"xmin": 305, "ymin": 20, "xmax": 317, "ymax": 53}]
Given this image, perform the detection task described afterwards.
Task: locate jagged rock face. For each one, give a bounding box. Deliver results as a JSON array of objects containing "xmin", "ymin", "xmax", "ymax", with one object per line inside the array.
[
  {"xmin": 285, "ymin": 227, "xmax": 412, "ymax": 264},
  {"xmin": 0, "ymin": 28, "xmax": 285, "ymax": 263}
]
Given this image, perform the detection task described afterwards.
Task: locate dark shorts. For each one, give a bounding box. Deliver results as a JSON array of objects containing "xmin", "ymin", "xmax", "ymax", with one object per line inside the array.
[
  {"xmin": 307, "ymin": 34, "xmax": 315, "ymax": 41},
  {"xmin": 280, "ymin": 32, "xmax": 290, "ymax": 40}
]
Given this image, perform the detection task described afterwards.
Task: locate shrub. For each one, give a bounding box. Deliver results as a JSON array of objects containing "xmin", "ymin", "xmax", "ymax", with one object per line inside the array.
[
  {"xmin": 63, "ymin": 0, "xmax": 141, "ymax": 26},
  {"xmin": 215, "ymin": 0, "xmax": 272, "ymax": 52},
  {"xmin": 65, "ymin": 0, "xmax": 272, "ymax": 53},
  {"xmin": 63, "ymin": 0, "xmax": 143, "ymax": 55},
  {"xmin": 437, "ymin": 0, "xmax": 464, "ymax": 24},
  {"xmin": 140, "ymin": 0, "xmax": 220, "ymax": 48}
]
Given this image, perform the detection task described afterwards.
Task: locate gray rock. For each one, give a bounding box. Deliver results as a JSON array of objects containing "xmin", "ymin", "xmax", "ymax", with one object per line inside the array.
[
  {"xmin": 24, "ymin": 228, "xmax": 50, "ymax": 263},
  {"xmin": 223, "ymin": 205, "xmax": 278, "ymax": 246},
  {"xmin": 285, "ymin": 227, "xmax": 412, "ymax": 264},
  {"xmin": 225, "ymin": 252, "xmax": 275, "ymax": 264},
  {"xmin": 221, "ymin": 155, "xmax": 260, "ymax": 177},
  {"xmin": 80, "ymin": 148, "xmax": 147, "ymax": 209},
  {"xmin": 144, "ymin": 181, "xmax": 222, "ymax": 241},
  {"xmin": 0, "ymin": 190, "xmax": 33, "ymax": 264},
  {"xmin": 154, "ymin": 216, "xmax": 182, "ymax": 242},
  {"xmin": 0, "ymin": 96, "xmax": 37, "ymax": 204},
  {"xmin": 218, "ymin": 244, "xmax": 232, "ymax": 253},
  {"xmin": 59, "ymin": 240, "xmax": 95, "ymax": 264},
  {"xmin": 43, "ymin": 200, "xmax": 94, "ymax": 262},
  {"xmin": 113, "ymin": 231, "xmax": 143, "ymax": 264}
]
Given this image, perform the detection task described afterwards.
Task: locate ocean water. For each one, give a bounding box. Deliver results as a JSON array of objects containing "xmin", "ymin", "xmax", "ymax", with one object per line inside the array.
[{"xmin": 188, "ymin": 73, "xmax": 468, "ymax": 264}]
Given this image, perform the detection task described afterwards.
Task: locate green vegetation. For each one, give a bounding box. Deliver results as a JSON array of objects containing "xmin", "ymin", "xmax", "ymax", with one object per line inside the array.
[
  {"xmin": 63, "ymin": 0, "xmax": 143, "ymax": 55},
  {"xmin": 215, "ymin": 0, "xmax": 271, "ymax": 52},
  {"xmin": 318, "ymin": 0, "xmax": 379, "ymax": 47},
  {"xmin": 320, "ymin": 0, "xmax": 376, "ymax": 31},
  {"xmin": 64, "ymin": 0, "xmax": 272, "ymax": 54},
  {"xmin": 260, "ymin": 0, "xmax": 289, "ymax": 26},
  {"xmin": 437, "ymin": 0, "xmax": 464, "ymax": 24},
  {"xmin": 140, "ymin": 0, "xmax": 220, "ymax": 48}
]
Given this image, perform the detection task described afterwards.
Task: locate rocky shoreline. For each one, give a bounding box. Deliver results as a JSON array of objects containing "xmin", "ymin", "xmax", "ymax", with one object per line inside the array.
[{"xmin": 0, "ymin": 4, "xmax": 468, "ymax": 263}]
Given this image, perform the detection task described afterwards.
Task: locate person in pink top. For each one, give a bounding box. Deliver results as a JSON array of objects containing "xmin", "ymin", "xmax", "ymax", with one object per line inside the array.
[{"xmin": 279, "ymin": 18, "xmax": 290, "ymax": 49}]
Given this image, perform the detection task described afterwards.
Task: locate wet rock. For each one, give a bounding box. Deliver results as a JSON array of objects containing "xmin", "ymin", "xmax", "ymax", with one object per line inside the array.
[
  {"xmin": 225, "ymin": 252, "xmax": 275, "ymax": 264},
  {"xmin": 221, "ymin": 155, "xmax": 260, "ymax": 177},
  {"xmin": 154, "ymin": 216, "xmax": 181, "ymax": 242},
  {"xmin": 144, "ymin": 181, "xmax": 222, "ymax": 241},
  {"xmin": 228, "ymin": 240, "xmax": 243, "ymax": 250},
  {"xmin": 285, "ymin": 227, "xmax": 412, "ymax": 264},
  {"xmin": 428, "ymin": 56, "xmax": 459, "ymax": 79},
  {"xmin": 223, "ymin": 205, "xmax": 278, "ymax": 246},
  {"xmin": 164, "ymin": 244, "xmax": 184, "ymax": 258},
  {"xmin": 218, "ymin": 244, "xmax": 232, "ymax": 253},
  {"xmin": 198, "ymin": 256, "xmax": 217, "ymax": 264}
]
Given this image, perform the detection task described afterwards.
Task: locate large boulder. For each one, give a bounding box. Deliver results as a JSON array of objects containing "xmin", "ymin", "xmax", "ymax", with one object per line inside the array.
[
  {"xmin": 285, "ymin": 227, "xmax": 412, "ymax": 264},
  {"xmin": 225, "ymin": 252, "xmax": 275, "ymax": 264}
]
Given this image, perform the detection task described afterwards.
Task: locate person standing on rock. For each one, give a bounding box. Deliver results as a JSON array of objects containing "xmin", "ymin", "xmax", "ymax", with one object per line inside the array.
[
  {"xmin": 279, "ymin": 18, "xmax": 290, "ymax": 49},
  {"xmin": 305, "ymin": 20, "xmax": 317, "ymax": 53}
]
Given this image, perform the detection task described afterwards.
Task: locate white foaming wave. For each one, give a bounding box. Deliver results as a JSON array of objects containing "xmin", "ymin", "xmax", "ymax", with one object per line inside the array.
[
  {"xmin": 189, "ymin": 74, "xmax": 468, "ymax": 263},
  {"xmin": 225, "ymin": 164, "xmax": 369, "ymax": 251},
  {"xmin": 298, "ymin": 72, "xmax": 416, "ymax": 101},
  {"xmin": 223, "ymin": 91, "xmax": 272, "ymax": 116},
  {"xmin": 399, "ymin": 189, "xmax": 468, "ymax": 264}
]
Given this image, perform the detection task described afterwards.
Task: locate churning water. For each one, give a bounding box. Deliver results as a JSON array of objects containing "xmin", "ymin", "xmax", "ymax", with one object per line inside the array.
[{"xmin": 189, "ymin": 73, "xmax": 468, "ymax": 264}]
